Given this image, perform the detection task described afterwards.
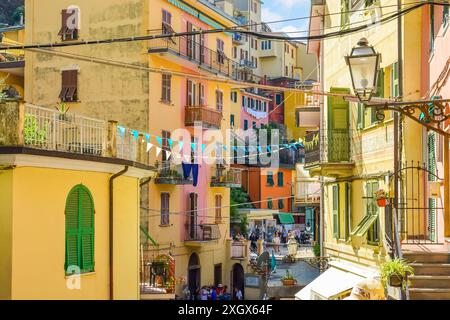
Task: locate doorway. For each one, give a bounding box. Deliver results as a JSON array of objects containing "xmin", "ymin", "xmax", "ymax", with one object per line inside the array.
[
  {"xmin": 232, "ymin": 263, "xmax": 245, "ymax": 300},
  {"xmin": 188, "ymin": 253, "xmax": 201, "ymax": 296}
]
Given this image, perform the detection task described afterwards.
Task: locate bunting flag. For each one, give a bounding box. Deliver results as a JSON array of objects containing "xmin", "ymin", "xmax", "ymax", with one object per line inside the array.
[
  {"xmin": 156, "ymin": 136, "xmax": 163, "ymax": 147},
  {"xmin": 223, "ymin": 145, "xmax": 228, "ymax": 151},
  {"xmin": 145, "ymin": 133, "xmax": 151, "ymax": 142},
  {"xmin": 168, "ymin": 138, "xmax": 173, "ymax": 148},
  {"xmin": 117, "ymin": 125, "xmax": 126, "ymax": 137},
  {"xmin": 165, "ymin": 150, "xmax": 172, "ymax": 159},
  {"xmin": 258, "ymin": 146, "xmax": 262, "ymax": 153},
  {"xmin": 201, "ymin": 144, "xmax": 206, "ymax": 152},
  {"xmin": 131, "ymin": 130, "xmax": 139, "ymax": 141},
  {"xmin": 156, "ymin": 147, "xmax": 162, "ymax": 157},
  {"xmin": 267, "ymin": 146, "xmax": 272, "ymax": 152},
  {"xmin": 233, "ymin": 146, "xmax": 238, "ymax": 152},
  {"xmin": 191, "ymin": 142, "xmax": 197, "ymax": 150},
  {"xmin": 146, "ymin": 142, "xmax": 153, "ymax": 153}
]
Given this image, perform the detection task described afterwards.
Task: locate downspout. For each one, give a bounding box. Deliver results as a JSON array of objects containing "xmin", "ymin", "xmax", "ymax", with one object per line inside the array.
[
  {"xmin": 109, "ymin": 166, "xmax": 129, "ymax": 300},
  {"xmin": 319, "ymin": 10, "xmax": 325, "ymax": 258}
]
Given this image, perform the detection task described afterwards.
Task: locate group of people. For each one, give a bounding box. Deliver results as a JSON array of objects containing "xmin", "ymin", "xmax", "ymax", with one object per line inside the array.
[{"xmin": 184, "ymin": 284, "xmax": 243, "ymax": 300}]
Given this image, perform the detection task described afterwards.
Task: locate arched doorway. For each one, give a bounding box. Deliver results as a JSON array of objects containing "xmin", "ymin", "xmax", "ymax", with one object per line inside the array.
[
  {"xmin": 188, "ymin": 253, "xmax": 200, "ymax": 296},
  {"xmin": 232, "ymin": 263, "xmax": 245, "ymax": 300}
]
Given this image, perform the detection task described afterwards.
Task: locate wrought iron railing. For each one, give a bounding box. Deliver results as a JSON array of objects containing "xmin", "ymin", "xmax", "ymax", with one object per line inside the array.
[
  {"xmin": 148, "ymin": 29, "xmax": 239, "ymax": 79},
  {"xmin": 140, "ymin": 250, "xmax": 175, "ymax": 295},
  {"xmin": 211, "ymin": 166, "xmax": 242, "ymax": 187},
  {"xmin": 304, "ymin": 129, "xmax": 353, "ymax": 166},
  {"xmin": 185, "ymin": 105, "xmax": 223, "ymax": 128},
  {"xmin": 23, "ymin": 104, "xmax": 106, "ymax": 156},
  {"xmin": 155, "ymin": 162, "xmax": 192, "ymax": 185},
  {"xmin": 185, "ymin": 223, "xmax": 221, "ymax": 242}
]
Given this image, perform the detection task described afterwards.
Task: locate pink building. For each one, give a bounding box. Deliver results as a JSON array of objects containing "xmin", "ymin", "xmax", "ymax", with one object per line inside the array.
[{"xmin": 240, "ymin": 91, "xmax": 270, "ymax": 130}]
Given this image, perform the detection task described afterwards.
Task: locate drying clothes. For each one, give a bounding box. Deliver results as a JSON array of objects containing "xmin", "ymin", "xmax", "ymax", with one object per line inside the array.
[{"xmin": 182, "ymin": 163, "xmax": 200, "ymax": 187}]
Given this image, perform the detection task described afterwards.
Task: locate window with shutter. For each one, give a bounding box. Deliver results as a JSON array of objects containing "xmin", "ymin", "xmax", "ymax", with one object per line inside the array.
[
  {"xmin": 162, "ymin": 10, "xmax": 173, "ymax": 34},
  {"xmin": 267, "ymin": 172, "xmax": 274, "ymax": 186},
  {"xmin": 428, "ymin": 132, "xmax": 437, "ymax": 241},
  {"xmin": 161, "ymin": 193, "xmax": 170, "ymax": 226},
  {"xmin": 161, "ymin": 74, "xmax": 171, "ymax": 103},
  {"xmin": 216, "ymin": 90, "xmax": 223, "ymax": 111},
  {"xmin": 58, "ymin": 9, "xmax": 79, "ymax": 41},
  {"xmin": 277, "ymin": 172, "xmax": 284, "ymax": 186},
  {"xmin": 278, "ymin": 199, "xmax": 284, "ymax": 210},
  {"xmin": 65, "ymin": 184, "xmax": 94, "ymax": 274},
  {"xmin": 332, "ymin": 184, "xmax": 339, "ymax": 239},
  {"xmin": 268, "ymin": 198, "xmax": 273, "ymax": 209},
  {"xmin": 215, "ymin": 195, "xmax": 222, "ymax": 222},
  {"xmin": 367, "ymin": 181, "xmax": 380, "ymax": 244},
  {"xmin": 59, "ymin": 70, "xmax": 78, "ymax": 102},
  {"xmin": 340, "ymin": 0, "xmax": 350, "ymax": 30}
]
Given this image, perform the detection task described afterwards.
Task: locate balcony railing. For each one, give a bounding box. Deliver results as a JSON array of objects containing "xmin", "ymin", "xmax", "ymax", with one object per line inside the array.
[
  {"xmin": 230, "ymin": 241, "xmax": 248, "ymax": 259},
  {"xmin": 148, "ymin": 29, "xmax": 238, "ymax": 79},
  {"xmin": 154, "ymin": 162, "xmax": 193, "ymax": 185},
  {"xmin": 185, "ymin": 105, "xmax": 222, "ymax": 129},
  {"xmin": 23, "ymin": 104, "xmax": 106, "ymax": 156},
  {"xmin": 185, "ymin": 223, "xmax": 221, "ymax": 242},
  {"xmin": 140, "ymin": 252, "xmax": 175, "ymax": 295},
  {"xmin": 211, "ymin": 166, "xmax": 242, "ymax": 187},
  {"xmin": 304, "ymin": 129, "xmax": 353, "ymax": 167},
  {"xmin": 295, "ymin": 180, "xmax": 321, "ymax": 205},
  {"xmin": 280, "ymin": 147, "xmax": 304, "ymax": 166}
]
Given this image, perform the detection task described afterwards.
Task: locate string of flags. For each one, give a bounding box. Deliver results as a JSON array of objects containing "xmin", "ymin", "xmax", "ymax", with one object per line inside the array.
[{"xmin": 117, "ymin": 125, "xmax": 304, "ymax": 160}]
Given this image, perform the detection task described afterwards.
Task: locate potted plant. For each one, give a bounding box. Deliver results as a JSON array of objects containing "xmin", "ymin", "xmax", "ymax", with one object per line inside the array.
[
  {"xmin": 374, "ymin": 189, "xmax": 389, "ymax": 207},
  {"xmin": 55, "ymin": 102, "xmax": 71, "ymax": 121},
  {"xmin": 380, "ymin": 259, "xmax": 414, "ymax": 289},
  {"xmin": 281, "ymin": 270, "xmax": 297, "ymax": 286}
]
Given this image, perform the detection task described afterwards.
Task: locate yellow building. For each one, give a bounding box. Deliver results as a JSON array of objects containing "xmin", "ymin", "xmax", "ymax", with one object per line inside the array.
[
  {"xmin": 23, "ymin": 0, "xmax": 246, "ymax": 299},
  {"xmin": 259, "ymin": 34, "xmax": 297, "ymax": 79},
  {"xmin": 0, "ymin": 100, "xmax": 152, "ymax": 300},
  {"xmin": 299, "ymin": 0, "xmax": 427, "ymax": 299}
]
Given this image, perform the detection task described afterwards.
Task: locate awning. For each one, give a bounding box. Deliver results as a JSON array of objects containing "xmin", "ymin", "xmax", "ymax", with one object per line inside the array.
[
  {"xmin": 295, "ymin": 267, "xmax": 363, "ymax": 300},
  {"xmin": 278, "ymin": 213, "xmax": 295, "ymax": 224}
]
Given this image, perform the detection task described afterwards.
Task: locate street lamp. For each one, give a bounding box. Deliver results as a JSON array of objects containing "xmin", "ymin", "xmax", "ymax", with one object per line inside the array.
[{"xmin": 346, "ymin": 38, "xmax": 382, "ymax": 103}]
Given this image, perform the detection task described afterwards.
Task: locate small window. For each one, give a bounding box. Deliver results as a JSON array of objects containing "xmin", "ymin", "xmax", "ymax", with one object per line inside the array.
[
  {"xmin": 59, "ymin": 70, "xmax": 78, "ymax": 102},
  {"xmin": 214, "ymin": 264, "xmax": 222, "ymax": 286},
  {"xmin": 277, "ymin": 172, "xmax": 284, "ymax": 186},
  {"xmin": 162, "ymin": 10, "xmax": 173, "ymax": 34},
  {"xmin": 278, "ymin": 199, "xmax": 284, "ymax": 209},
  {"xmin": 267, "ymin": 198, "xmax": 273, "ymax": 209},
  {"xmin": 252, "ymin": 121, "xmax": 256, "ymax": 129},
  {"xmin": 161, "ymin": 74, "xmax": 171, "ymax": 103},
  {"xmin": 244, "ymin": 120, "xmax": 248, "ymax": 130},
  {"xmin": 161, "ymin": 193, "xmax": 170, "ymax": 226},
  {"xmin": 230, "ymin": 114, "xmax": 235, "ymax": 127},
  {"xmin": 267, "ymin": 172, "xmax": 274, "ymax": 186},
  {"xmin": 217, "ymin": 39, "xmax": 225, "ymax": 64},
  {"xmin": 216, "ymin": 90, "xmax": 223, "ymax": 111},
  {"xmin": 65, "ymin": 184, "xmax": 94, "ymax": 275},
  {"xmin": 215, "ymin": 194, "xmax": 222, "ymax": 222},
  {"xmin": 58, "ymin": 9, "xmax": 79, "ymax": 42}
]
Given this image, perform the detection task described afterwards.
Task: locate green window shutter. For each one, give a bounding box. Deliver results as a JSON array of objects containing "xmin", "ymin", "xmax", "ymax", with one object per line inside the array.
[
  {"xmin": 357, "ymin": 103, "xmax": 364, "ymax": 130},
  {"xmin": 65, "ymin": 185, "xmax": 95, "ymax": 274},
  {"xmin": 268, "ymin": 198, "xmax": 273, "ymax": 209},
  {"xmin": 267, "ymin": 172, "xmax": 274, "ymax": 186},
  {"xmin": 332, "ymin": 185, "xmax": 339, "ymax": 239},
  {"xmin": 277, "ymin": 172, "xmax": 283, "ymax": 186},
  {"xmin": 340, "ymin": 0, "xmax": 350, "ymax": 30},
  {"xmin": 367, "ymin": 181, "xmax": 380, "ymax": 244},
  {"xmin": 278, "ymin": 199, "xmax": 284, "ymax": 209}
]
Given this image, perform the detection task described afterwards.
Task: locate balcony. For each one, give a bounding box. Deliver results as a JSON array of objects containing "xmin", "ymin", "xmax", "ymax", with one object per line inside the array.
[
  {"xmin": 185, "ymin": 223, "xmax": 221, "ymax": 246},
  {"xmin": 148, "ymin": 29, "xmax": 238, "ymax": 79},
  {"xmin": 185, "ymin": 105, "xmax": 222, "ymax": 129},
  {"xmin": 232, "ymin": 33, "xmax": 244, "ymax": 45},
  {"xmin": 154, "ymin": 163, "xmax": 192, "ymax": 185},
  {"xmin": 140, "ymin": 252, "xmax": 176, "ymax": 300},
  {"xmin": 230, "ymin": 240, "xmax": 248, "ymax": 260},
  {"xmin": 239, "ymin": 59, "xmax": 256, "ymax": 69},
  {"xmin": 295, "ymin": 164, "xmax": 321, "ymax": 205},
  {"xmin": 279, "ymin": 147, "xmax": 304, "ymax": 168},
  {"xmin": 211, "ymin": 166, "xmax": 242, "ymax": 188},
  {"xmin": 304, "ymin": 129, "xmax": 354, "ymax": 178}
]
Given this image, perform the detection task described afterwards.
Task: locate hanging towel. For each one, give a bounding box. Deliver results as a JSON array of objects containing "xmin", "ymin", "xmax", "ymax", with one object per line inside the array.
[
  {"xmin": 192, "ymin": 164, "xmax": 199, "ymax": 187},
  {"xmin": 182, "ymin": 162, "xmax": 192, "ymax": 180}
]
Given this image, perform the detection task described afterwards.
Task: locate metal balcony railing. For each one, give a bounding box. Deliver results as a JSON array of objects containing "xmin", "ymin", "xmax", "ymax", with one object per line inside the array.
[
  {"xmin": 185, "ymin": 223, "xmax": 221, "ymax": 242},
  {"xmin": 295, "ymin": 180, "xmax": 321, "ymax": 204},
  {"xmin": 304, "ymin": 129, "xmax": 353, "ymax": 166},
  {"xmin": 211, "ymin": 166, "xmax": 242, "ymax": 187},
  {"xmin": 148, "ymin": 29, "xmax": 239, "ymax": 79},
  {"xmin": 279, "ymin": 147, "xmax": 304, "ymax": 166},
  {"xmin": 140, "ymin": 251, "xmax": 175, "ymax": 295},
  {"xmin": 155, "ymin": 162, "xmax": 192, "ymax": 185},
  {"xmin": 185, "ymin": 105, "xmax": 222, "ymax": 129}
]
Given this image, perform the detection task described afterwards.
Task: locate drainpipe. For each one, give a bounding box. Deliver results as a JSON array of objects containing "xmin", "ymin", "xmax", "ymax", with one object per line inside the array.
[
  {"xmin": 319, "ymin": 11, "xmax": 325, "ymax": 258},
  {"xmin": 109, "ymin": 166, "xmax": 129, "ymax": 300}
]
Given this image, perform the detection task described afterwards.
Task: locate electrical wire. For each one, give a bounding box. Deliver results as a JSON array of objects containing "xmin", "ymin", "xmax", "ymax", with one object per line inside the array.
[{"xmin": 2, "ymin": 1, "xmax": 448, "ymax": 51}]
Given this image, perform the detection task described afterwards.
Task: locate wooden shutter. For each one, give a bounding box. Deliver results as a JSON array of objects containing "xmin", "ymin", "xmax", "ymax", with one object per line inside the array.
[
  {"xmin": 161, "ymin": 193, "xmax": 170, "ymax": 225},
  {"xmin": 187, "ymin": 80, "xmax": 193, "ymax": 106},
  {"xmin": 357, "ymin": 103, "xmax": 364, "ymax": 129},
  {"xmin": 187, "ymin": 22, "xmax": 193, "ymax": 58},
  {"xmin": 79, "ymin": 187, "xmax": 94, "ymax": 272},
  {"xmin": 65, "ymin": 186, "xmax": 80, "ymax": 273},
  {"xmin": 278, "ymin": 172, "xmax": 283, "ymax": 186},
  {"xmin": 278, "ymin": 199, "xmax": 284, "ymax": 209},
  {"xmin": 199, "ymin": 84, "xmax": 205, "ymax": 106},
  {"xmin": 59, "ymin": 70, "xmax": 78, "ymax": 102},
  {"xmin": 215, "ymin": 195, "xmax": 222, "ymax": 222},
  {"xmin": 216, "ymin": 91, "xmax": 223, "ymax": 111},
  {"xmin": 332, "ymin": 185, "xmax": 339, "ymax": 239},
  {"xmin": 428, "ymin": 132, "xmax": 437, "ymax": 241},
  {"xmin": 268, "ymin": 198, "xmax": 273, "ymax": 209},
  {"xmin": 65, "ymin": 185, "xmax": 94, "ymax": 274}
]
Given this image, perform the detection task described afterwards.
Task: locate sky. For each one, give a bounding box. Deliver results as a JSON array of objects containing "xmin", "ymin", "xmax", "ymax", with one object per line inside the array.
[{"xmin": 261, "ymin": 0, "xmax": 311, "ymax": 35}]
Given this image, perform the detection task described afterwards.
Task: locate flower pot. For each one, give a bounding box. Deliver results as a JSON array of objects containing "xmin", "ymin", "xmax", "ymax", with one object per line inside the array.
[
  {"xmin": 281, "ymin": 279, "xmax": 296, "ymax": 286},
  {"xmin": 389, "ymin": 274, "xmax": 403, "ymax": 288},
  {"xmin": 377, "ymin": 198, "xmax": 387, "ymax": 207}
]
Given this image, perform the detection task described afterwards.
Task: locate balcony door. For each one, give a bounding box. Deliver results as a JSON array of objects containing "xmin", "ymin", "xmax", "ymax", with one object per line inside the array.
[
  {"xmin": 327, "ymin": 88, "xmax": 350, "ymax": 162},
  {"xmin": 188, "ymin": 253, "xmax": 201, "ymax": 296},
  {"xmin": 188, "ymin": 193, "xmax": 198, "ymax": 240}
]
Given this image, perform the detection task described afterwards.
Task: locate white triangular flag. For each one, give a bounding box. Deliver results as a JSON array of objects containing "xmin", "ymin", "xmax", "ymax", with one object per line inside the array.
[
  {"xmin": 156, "ymin": 147, "xmax": 162, "ymax": 157},
  {"xmin": 146, "ymin": 142, "xmax": 153, "ymax": 153},
  {"xmin": 165, "ymin": 150, "xmax": 172, "ymax": 159}
]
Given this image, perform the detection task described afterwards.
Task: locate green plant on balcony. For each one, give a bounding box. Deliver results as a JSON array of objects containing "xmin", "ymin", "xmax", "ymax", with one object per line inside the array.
[
  {"xmin": 0, "ymin": 75, "xmax": 7, "ymax": 102},
  {"xmin": 281, "ymin": 270, "xmax": 297, "ymax": 286},
  {"xmin": 24, "ymin": 114, "xmax": 48, "ymax": 145},
  {"xmin": 380, "ymin": 259, "xmax": 414, "ymax": 290},
  {"xmin": 55, "ymin": 102, "xmax": 71, "ymax": 121}
]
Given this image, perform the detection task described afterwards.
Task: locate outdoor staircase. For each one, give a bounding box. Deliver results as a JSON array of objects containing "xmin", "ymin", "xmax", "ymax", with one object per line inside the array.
[{"xmin": 404, "ymin": 252, "xmax": 450, "ymax": 300}]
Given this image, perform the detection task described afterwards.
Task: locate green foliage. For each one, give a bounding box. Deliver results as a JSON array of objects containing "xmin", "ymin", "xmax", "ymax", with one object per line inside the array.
[
  {"xmin": 313, "ymin": 242, "xmax": 320, "ymax": 257},
  {"xmin": 380, "ymin": 259, "xmax": 414, "ymax": 290},
  {"xmin": 24, "ymin": 114, "xmax": 48, "ymax": 145},
  {"xmin": 0, "ymin": 76, "xmax": 7, "ymax": 102},
  {"xmin": 0, "ymin": 1, "xmax": 23, "ymax": 26},
  {"xmin": 282, "ymin": 270, "xmax": 295, "ymax": 281},
  {"xmin": 230, "ymin": 188, "xmax": 252, "ymax": 237}
]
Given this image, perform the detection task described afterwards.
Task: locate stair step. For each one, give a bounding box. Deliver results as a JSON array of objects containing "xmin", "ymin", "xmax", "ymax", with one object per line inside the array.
[
  {"xmin": 409, "ymin": 275, "xmax": 450, "ymax": 289},
  {"xmin": 410, "ymin": 263, "xmax": 450, "ymax": 276},
  {"xmin": 404, "ymin": 252, "xmax": 450, "ymax": 264},
  {"xmin": 409, "ymin": 288, "xmax": 450, "ymax": 300}
]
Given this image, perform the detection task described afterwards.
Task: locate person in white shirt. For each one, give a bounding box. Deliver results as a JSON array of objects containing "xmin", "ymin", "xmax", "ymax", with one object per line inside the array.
[{"xmin": 235, "ymin": 287, "xmax": 243, "ymax": 300}]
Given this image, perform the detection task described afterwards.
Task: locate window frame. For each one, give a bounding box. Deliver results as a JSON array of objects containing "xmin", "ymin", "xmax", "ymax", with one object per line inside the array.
[{"xmin": 160, "ymin": 192, "xmax": 170, "ymax": 226}]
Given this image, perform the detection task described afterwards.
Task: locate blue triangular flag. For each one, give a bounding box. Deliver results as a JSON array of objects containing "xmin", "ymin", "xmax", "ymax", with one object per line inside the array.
[
  {"xmin": 267, "ymin": 146, "xmax": 272, "ymax": 152},
  {"xmin": 258, "ymin": 146, "xmax": 262, "ymax": 153},
  {"xmin": 168, "ymin": 138, "xmax": 173, "ymax": 148},
  {"xmin": 233, "ymin": 146, "xmax": 238, "ymax": 152},
  {"xmin": 156, "ymin": 136, "xmax": 163, "ymax": 146},
  {"xmin": 132, "ymin": 130, "xmax": 139, "ymax": 141},
  {"xmin": 191, "ymin": 142, "xmax": 197, "ymax": 150},
  {"xmin": 117, "ymin": 126, "xmax": 126, "ymax": 137},
  {"xmin": 202, "ymin": 144, "xmax": 206, "ymax": 152},
  {"xmin": 145, "ymin": 133, "xmax": 151, "ymax": 142},
  {"xmin": 223, "ymin": 145, "xmax": 228, "ymax": 151},
  {"xmin": 178, "ymin": 141, "xmax": 184, "ymax": 150}
]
